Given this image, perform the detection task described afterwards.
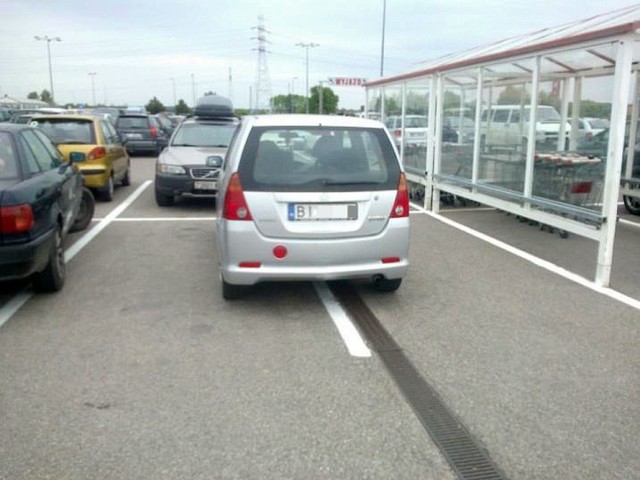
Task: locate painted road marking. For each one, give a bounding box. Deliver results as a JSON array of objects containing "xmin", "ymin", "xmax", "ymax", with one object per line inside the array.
[
  {"xmin": 314, "ymin": 282, "xmax": 371, "ymax": 358},
  {"xmin": 410, "ymin": 201, "xmax": 640, "ymax": 312},
  {"xmin": 0, "ymin": 181, "xmax": 152, "ymax": 330}
]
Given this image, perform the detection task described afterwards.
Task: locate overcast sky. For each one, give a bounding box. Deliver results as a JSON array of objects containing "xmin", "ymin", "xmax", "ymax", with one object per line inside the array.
[{"xmin": 1, "ymin": 0, "xmax": 638, "ymax": 110}]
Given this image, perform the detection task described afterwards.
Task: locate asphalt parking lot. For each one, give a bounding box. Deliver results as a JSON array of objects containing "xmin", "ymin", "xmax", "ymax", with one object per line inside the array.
[{"xmin": 1, "ymin": 156, "xmax": 638, "ymax": 479}]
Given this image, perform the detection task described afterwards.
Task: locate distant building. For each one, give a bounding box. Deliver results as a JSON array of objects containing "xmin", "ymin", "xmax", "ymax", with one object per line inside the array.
[{"xmin": 0, "ymin": 95, "xmax": 50, "ymax": 111}]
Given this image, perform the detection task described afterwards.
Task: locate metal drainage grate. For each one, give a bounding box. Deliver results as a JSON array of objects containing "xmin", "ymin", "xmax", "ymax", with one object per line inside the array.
[{"xmin": 329, "ymin": 281, "xmax": 506, "ymax": 480}]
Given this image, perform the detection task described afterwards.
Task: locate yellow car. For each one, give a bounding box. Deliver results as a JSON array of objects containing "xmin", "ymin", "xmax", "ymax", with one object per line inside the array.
[{"xmin": 30, "ymin": 114, "xmax": 131, "ymax": 201}]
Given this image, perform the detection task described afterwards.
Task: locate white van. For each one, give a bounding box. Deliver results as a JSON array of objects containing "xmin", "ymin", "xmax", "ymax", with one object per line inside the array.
[{"xmin": 480, "ymin": 105, "xmax": 571, "ymax": 150}]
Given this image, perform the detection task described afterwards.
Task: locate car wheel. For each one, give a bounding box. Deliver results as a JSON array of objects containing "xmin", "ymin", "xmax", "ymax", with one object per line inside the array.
[
  {"xmin": 70, "ymin": 188, "xmax": 95, "ymax": 232},
  {"xmin": 623, "ymin": 193, "xmax": 640, "ymax": 215},
  {"xmin": 99, "ymin": 176, "xmax": 114, "ymax": 202},
  {"xmin": 32, "ymin": 225, "xmax": 65, "ymax": 292},
  {"xmin": 121, "ymin": 163, "xmax": 131, "ymax": 186},
  {"xmin": 154, "ymin": 187, "xmax": 174, "ymax": 206},
  {"xmin": 222, "ymin": 278, "xmax": 243, "ymax": 300},
  {"xmin": 371, "ymin": 277, "xmax": 402, "ymax": 293}
]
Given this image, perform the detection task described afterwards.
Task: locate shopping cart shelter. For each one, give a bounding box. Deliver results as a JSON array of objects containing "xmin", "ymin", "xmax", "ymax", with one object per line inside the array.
[{"xmin": 367, "ymin": 5, "xmax": 640, "ymax": 287}]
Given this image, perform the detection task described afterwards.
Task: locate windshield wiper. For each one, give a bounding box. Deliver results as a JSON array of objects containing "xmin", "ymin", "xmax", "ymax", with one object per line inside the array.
[{"xmin": 171, "ymin": 143, "xmax": 198, "ymax": 147}]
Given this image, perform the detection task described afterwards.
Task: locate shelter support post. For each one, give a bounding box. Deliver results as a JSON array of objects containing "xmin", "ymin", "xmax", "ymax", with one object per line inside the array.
[
  {"xmin": 558, "ymin": 78, "xmax": 571, "ymax": 151},
  {"xmin": 400, "ymin": 82, "xmax": 406, "ymax": 163},
  {"xmin": 523, "ymin": 56, "xmax": 541, "ymax": 203},
  {"xmin": 569, "ymin": 77, "xmax": 581, "ymax": 151},
  {"xmin": 431, "ymin": 75, "xmax": 444, "ymax": 213},
  {"xmin": 625, "ymin": 72, "xmax": 639, "ymax": 180},
  {"xmin": 596, "ymin": 37, "xmax": 634, "ymax": 287},
  {"xmin": 425, "ymin": 76, "xmax": 437, "ymax": 211},
  {"xmin": 471, "ymin": 69, "xmax": 483, "ymax": 186}
]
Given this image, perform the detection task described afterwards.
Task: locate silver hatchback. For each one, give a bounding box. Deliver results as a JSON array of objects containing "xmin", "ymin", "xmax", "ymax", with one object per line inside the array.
[{"xmin": 216, "ymin": 114, "xmax": 410, "ymax": 299}]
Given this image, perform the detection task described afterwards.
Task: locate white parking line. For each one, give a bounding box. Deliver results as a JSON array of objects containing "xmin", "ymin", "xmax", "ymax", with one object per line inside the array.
[
  {"xmin": 314, "ymin": 282, "xmax": 371, "ymax": 358},
  {"xmin": 410, "ymin": 202, "xmax": 640, "ymax": 312},
  {"xmin": 0, "ymin": 181, "xmax": 152, "ymax": 330},
  {"xmin": 619, "ymin": 218, "xmax": 640, "ymax": 229}
]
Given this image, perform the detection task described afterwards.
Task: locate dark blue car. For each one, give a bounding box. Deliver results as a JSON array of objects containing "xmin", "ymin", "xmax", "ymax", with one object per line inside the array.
[{"xmin": 0, "ymin": 124, "xmax": 93, "ymax": 292}]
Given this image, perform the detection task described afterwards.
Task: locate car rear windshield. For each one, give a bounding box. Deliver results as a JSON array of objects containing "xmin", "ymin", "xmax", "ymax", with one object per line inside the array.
[
  {"xmin": 31, "ymin": 119, "xmax": 96, "ymax": 145},
  {"xmin": 171, "ymin": 123, "xmax": 237, "ymax": 147},
  {"xmin": 405, "ymin": 117, "xmax": 427, "ymax": 128},
  {"xmin": 238, "ymin": 126, "xmax": 400, "ymax": 192},
  {"xmin": 0, "ymin": 132, "xmax": 19, "ymax": 179},
  {"xmin": 117, "ymin": 116, "xmax": 149, "ymax": 129}
]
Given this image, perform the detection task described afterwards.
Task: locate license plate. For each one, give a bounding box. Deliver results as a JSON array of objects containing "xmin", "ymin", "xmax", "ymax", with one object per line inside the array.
[
  {"xmin": 288, "ymin": 203, "xmax": 357, "ymax": 221},
  {"xmin": 125, "ymin": 133, "xmax": 142, "ymax": 139},
  {"xmin": 194, "ymin": 181, "xmax": 217, "ymax": 190}
]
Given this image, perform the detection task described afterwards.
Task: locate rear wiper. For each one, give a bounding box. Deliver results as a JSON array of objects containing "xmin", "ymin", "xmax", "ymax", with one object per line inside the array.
[
  {"xmin": 322, "ymin": 179, "xmax": 380, "ymax": 186},
  {"xmin": 171, "ymin": 143, "xmax": 198, "ymax": 147},
  {"xmin": 59, "ymin": 141, "xmax": 88, "ymax": 145}
]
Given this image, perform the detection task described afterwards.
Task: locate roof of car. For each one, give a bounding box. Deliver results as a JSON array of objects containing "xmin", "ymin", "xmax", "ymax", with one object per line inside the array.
[
  {"xmin": 244, "ymin": 114, "xmax": 385, "ymax": 129},
  {"xmin": 0, "ymin": 123, "xmax": 30, "ymax": 133},
  {"xmin": 30, "ymin": 114, "xmax": 100, "ymax": 121}
]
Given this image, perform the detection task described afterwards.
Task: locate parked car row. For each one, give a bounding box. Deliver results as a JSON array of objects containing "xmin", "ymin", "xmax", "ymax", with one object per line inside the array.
[{"xmin": 0, "ymin": 123, "xmax": 95, "ymax": 292}]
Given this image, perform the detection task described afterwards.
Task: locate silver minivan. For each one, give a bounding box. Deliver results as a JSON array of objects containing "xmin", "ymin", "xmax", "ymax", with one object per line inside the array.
[{"xmin": 216, "ymin": 114, "xmax": 410, "ymax": 299}]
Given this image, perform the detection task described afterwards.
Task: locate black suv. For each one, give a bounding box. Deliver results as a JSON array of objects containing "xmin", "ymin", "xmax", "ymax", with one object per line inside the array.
[
  {"xmin": 0, "ymin": 124, "xmax": 93, "ymax": 291},
  {"xmin": 154, "ymin": 95, "xmax": 239, "ymax": 206},
  {"xmin": 115, "ymin": 113, "xmax": 169, "ymax": 156}
]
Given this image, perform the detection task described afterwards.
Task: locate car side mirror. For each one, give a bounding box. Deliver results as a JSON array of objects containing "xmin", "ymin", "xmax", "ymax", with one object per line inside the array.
[{"xmin": 206, "ymin": 155, "xmax": 223, "ymax": 168}]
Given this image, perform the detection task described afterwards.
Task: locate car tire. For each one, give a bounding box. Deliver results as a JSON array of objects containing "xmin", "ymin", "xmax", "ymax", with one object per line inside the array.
[
  {"xmin": 623, "ymin": 193, "xmax": 640, "ymax": 215},
  {"xmin": 99, "ymin": 176, "xmax": 114, "ymax": 202},
  {"xmin": 222, "ymin": 278, "xmax": 243, "ymax": 300},
  {"xmin": 371, "ymin": 277, "xmax": 402, "ymax": 293},
  {"xmin": 154, "ymin": 187, "xmax": 174, "ymax": 206},
  {"xmin": 32, "ymin": 225, "xmax": 65, "ymax": 292},
  {"xmin": 121, "ymin": 163, "xmax": 131, "ymax": 186},
  {"xmin": 70, "ymin": 188, "xmax": 95, "ymax": 233}
]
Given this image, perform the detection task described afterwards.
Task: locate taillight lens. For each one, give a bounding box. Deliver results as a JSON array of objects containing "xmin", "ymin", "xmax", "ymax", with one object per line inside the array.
[
  {"xmin": 88, "ymin": 147, "xmax": 106, "ymax": 160},
  {"xmin": 0, "ymin": 204, "xmax": 34, "ymax": 233},
  {"xmin": 390, "ymin": 173, "xmax": 409, "ymax": 218},
  {"xmin": 393, "ymin": 129, "xmax": 402, "ymax": 138},
  {"xmin": 150, "ymin": 127, "xmax": 158, "ymax": 138},
  {"xmin": 223, "ymin": 173, "xmax": 253, "ymax": 221}
]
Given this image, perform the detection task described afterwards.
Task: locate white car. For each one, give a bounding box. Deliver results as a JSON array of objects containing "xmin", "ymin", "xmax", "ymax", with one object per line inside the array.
[{"xmin": 216, "ymin": 114, "xmax": 410, "ymax": 299}]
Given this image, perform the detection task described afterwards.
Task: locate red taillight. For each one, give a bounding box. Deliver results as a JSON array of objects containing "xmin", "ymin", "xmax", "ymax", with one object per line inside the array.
[
  {"xmin": 0, "ymin": 204, "xmax": 34, "ymax": 233},
  {"xmin": 223, "ymin": 173, "xmax": 253, "ymax": 221},
  {"xmin": 393, "ymin": 129, "xmax": 402, "ymax": 138},
  {"xmin": 88, "ymin": 147, "xmax": 106, "ymax": 160},
  {"xmin": 239, "ymin": 262, "xmax": 261, "ymax": 268},
  {"xmin": 390, "ymin": 173, "xmax": 409, "ymax": 218},
  {"xmin": 381, "ymin": 257, "xmax": 401, "ymax": 264},
  {"xmin": 149, "ymin": 127, "xmax": 158, "ymax": 138}
]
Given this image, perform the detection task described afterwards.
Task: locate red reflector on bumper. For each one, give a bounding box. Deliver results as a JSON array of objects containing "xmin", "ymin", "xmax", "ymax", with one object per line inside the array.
[
  {"xmin": 381, "ymin": 257, "xmax": 401, "ymax": 264},
  {"xmin": 239, "ymin": 262, "xmax": 261, "ymax": 268}
]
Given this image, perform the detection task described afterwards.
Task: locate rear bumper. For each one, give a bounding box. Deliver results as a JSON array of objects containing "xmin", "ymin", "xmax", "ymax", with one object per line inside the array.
[
  {"xmin": 218, "ymin": 219, "xmax": 410, "ymax": 285},
  {"xmin": 0, "ymin": 229, "xmax": 54, "ymax": 281},
  {"xmin": 126, "ymin": 140, "xmax": 158, "ymax": 153},
  {"xmin": 155, "ymin": 174, "xmax": 218, "ymax": 198},
  {"xmin": 78, "ymin": 166, "xmax": 109, "ymax": 189}
]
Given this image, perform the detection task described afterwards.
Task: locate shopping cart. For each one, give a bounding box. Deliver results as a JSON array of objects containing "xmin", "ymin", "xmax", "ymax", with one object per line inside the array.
[{"xmin": 531, "ymin": 152, "xmax": 604, "ymax": 237}]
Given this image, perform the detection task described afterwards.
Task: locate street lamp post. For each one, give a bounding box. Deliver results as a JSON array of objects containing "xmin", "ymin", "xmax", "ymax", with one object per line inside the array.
[
  {"xmin": 34, "ymin": 35, "xmax": 61, "ymax": 104},
  {"xmin": 88, "ymin": 72, "xmax": 97, "ymax": 105},
  {"xmin": 191, "ymin": 73, "xmax": 196, "ymax": 107},
  {"xmin": 295, "ymin": 42, "xmax": 318, "ymax": 114},
  {"xmin": 289, "ymin": 76, "xmax": 298, "ymax": 113}
]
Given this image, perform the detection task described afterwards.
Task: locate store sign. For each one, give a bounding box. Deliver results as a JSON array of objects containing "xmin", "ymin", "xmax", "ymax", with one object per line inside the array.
[{"xmin": 328, "ymin": 77, "xmax": 367, "ymax": 87}]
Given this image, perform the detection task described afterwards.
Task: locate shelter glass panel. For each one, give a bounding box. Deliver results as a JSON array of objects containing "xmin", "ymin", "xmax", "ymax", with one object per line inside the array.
[
  {"xmin": 533, "ymin": 72, "xmax": 617, "ymax": 213},
  {"xmin": 403, "ymin": 81, "xmax": 430, "ymax": 174},
  {"xmin": 478, "ymin": 61, "xmax": 533, "ymax": 197},
  {"xmin": 441, "ymin": 75, "xmax": 477, "ymax": 180},
  {"xmin": 367, "ymin": 88, "xmax": 382, "ymax": 122}
]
